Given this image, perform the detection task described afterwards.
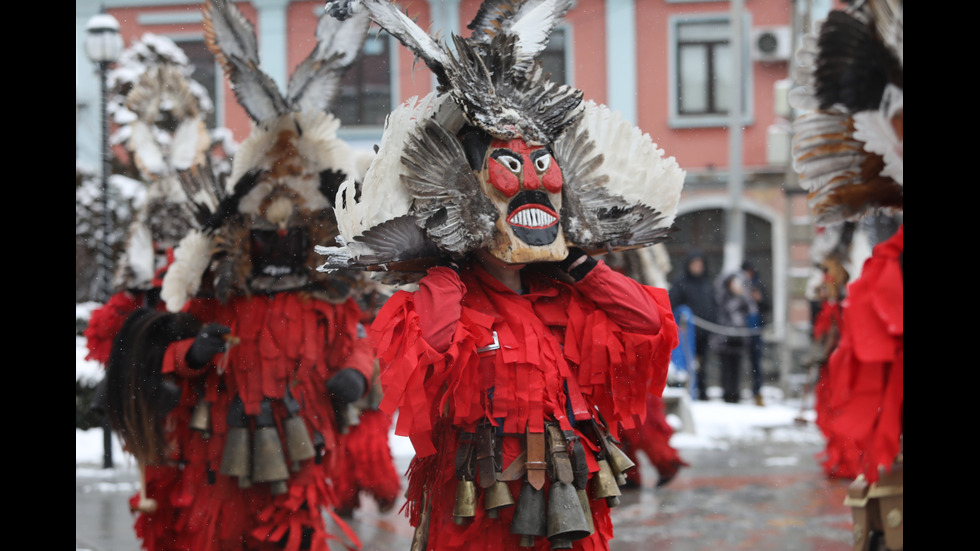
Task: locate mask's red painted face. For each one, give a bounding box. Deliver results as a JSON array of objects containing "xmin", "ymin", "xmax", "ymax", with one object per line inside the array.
[
  {"xmin": 487, "ymin": 139, "xmax": 564, "ymax": 197},
  {"xmin": 480, "ymin": 137, "xmax": 569, "ymax": 264}
]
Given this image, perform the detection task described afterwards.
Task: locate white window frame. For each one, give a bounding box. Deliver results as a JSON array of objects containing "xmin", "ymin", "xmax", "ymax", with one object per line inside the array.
[{"xmin": 668, "ymin": 12, "xmax": 754, "ymax": 128}]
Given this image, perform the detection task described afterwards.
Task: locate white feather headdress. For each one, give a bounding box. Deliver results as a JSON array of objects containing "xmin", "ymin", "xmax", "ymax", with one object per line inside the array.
[
  {"xmin": 317, "ymin": 0, "xmax": 685, "ymax": 280},
  {"xmin": 161, "ymin": 0, "xmax": 372, "ymax": 311}
]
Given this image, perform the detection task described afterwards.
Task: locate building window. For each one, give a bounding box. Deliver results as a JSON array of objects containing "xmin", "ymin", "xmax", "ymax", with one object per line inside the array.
[
  {"xmin": 677, "ymin": 20, "xmax": 731, "ymax": 116},
  {"xmin": 334, "ymin": 30, "xmax": 392, "ymax": 127},
  {"xmin": 670, "ymin": 15, "xmax": 752, "ymax": 127},
  {"xmin": 539, "ymin": 28, "xmax": 568, "ymax": 85}
]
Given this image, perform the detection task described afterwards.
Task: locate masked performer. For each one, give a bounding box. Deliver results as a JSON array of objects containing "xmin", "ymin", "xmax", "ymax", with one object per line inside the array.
[
  {"xmin": 101, "ymin": 2, "xmax": 376, "ymax": 550},
  {"xmin": 790, "ymin": 1, "xmax": 903, "ymax": 548},
  {"xmin": 84, "ymin": 58, "xmax": 215, "ymax": 367},
  {"xmin": 318, "ymin": 2, "xmax": 685, "ymax": 549}
]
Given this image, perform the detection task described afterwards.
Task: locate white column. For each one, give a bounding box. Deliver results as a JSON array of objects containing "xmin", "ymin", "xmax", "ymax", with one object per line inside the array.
[{"xmin": 605, "ymin": 0, "xmax": 637, "ymax": 124}]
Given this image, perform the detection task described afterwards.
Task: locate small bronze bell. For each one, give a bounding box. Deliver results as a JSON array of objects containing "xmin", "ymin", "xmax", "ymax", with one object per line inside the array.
[
  {"xmin": 510, "ymin": 482, "xmax": 547, "ymax": 547},
  {"xmin": 592, "ymin": 459, "xmax": 622, "ymax": 507},
  {"xmin": 251, "ymin": 399, "xmax": 289, "ymax": 495},
  {"xmin": 484, "ymin": 479, "xmax": 515, "ymax": 518},
  {"xmin": 189, "ymin": 397, "xmax": 211, "ymax": 438},
  {"xmin": 219, "ymin": 397, "xmax": 251, "ymax": 488},
  {"xmin": 546, "ymin": 481, "xmax": 591, "ymax": 549},
  {"xmin": 283, "ymin": 416, "xmax": 316, "ymax": 472},
  {"xmin": 282, "ymin": 389, "xmax": 316, "ymax": 471},
  {"xmin": 603, "ymin": 435, "xmax": 636, "ymax": 486},
  {"xmin": 452, "ymin": 478, "xmax": 477, "ymax": 524}
]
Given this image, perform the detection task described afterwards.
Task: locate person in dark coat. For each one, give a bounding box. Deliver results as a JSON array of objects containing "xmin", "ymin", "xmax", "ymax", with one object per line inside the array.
[
  {"xmin": 668, "ymin": 250, "xmax": 718, "ymax": 400},
  {"xmin": 711, "ymin": 272, "xmax": 757, "ymax": 403}
]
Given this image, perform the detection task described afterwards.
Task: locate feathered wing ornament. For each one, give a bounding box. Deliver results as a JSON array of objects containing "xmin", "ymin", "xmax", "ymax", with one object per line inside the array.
[
  {"xmin": 319, "ymin": 0, "xmax": 684, "ymax": 280},
  {"xmin": 555, "ymin": 101, "xmax": 684, "ymax": 252},
  {"xmin": 162, "ymin": 0, "xmax": 372, "ymax": 310},
  {"xmin": 790, "ymin": 0, "xmax": 903, "ymax": 225}
]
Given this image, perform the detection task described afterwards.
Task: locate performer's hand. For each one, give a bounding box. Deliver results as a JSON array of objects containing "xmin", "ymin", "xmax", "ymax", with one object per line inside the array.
[
  {"xmin": 558, "ymin": 247, "xmax": 597, "ymax": 281},
  {"xmin": 186, "ymin": 323, "xmax": 231, "ymax": 370},
  {"xmin": 326, "ymin": 368, "xmax": 367, "ymax": 405}
]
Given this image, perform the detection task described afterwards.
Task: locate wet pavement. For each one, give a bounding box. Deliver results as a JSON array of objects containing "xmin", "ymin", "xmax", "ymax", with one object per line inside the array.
[{"xmin": 76, "ymin": 423, "xmax": 854, "ymax": 551}]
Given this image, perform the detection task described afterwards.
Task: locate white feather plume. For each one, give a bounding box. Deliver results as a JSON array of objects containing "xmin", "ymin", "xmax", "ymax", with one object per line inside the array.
[
  {"xmin": 577, "ymin": 101, "xmax": 685, "ymax": 227},
  {"xmin": 852, "ymin": 84, "xmax": 903, "ymax": 186},
  {"xmin": 161, "ymin": 230, "xmax": 214, "ymax": 313}
]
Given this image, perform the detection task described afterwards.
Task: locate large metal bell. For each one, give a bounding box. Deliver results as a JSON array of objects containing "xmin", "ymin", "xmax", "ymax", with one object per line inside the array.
[
  {"xmin": 604, "ymin": 436, "xmax": 636, "ymax": 485},
  {"xmin": 591, "ymin": 459, "xmax": 622, "ymax": 507},
  {"xmin": 484, "ymin": 479, "xmax": 515, "ymax": 518},
  {"xmin": 452, "ymin": 478, "xmax": 477, "ymax": 524},
  {"xmin": 251, "ymin": 399, "xmax": 289, "ymax": 495},
  {"xmin": 283, "ymin": 415, "xmax": 316, "ymax": 471},
  {"xmin": 188, "ymin": 398, "xmax": 211, "ymax": 438},
  {"xmin": 252, "ymin": 426, "xmax": 289, "ymax": 494},
  {"xmin": 510, "ymin": 482, "xmax": 547, "ymax": 548},
  {"xmin": 546, "ymin": 481, "xmax": 591, "ymax": 549},
  {"xmin": 220, "ymin": 426, "xmax": 252, "ymax": 487}
]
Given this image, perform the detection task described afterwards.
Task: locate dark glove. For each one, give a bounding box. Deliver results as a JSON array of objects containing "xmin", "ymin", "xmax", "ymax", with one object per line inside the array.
[
  {"xmin": 186, "ymin": 323, "xmax": 231, "ymax": 370},
  {"xmin": 324, "ymin": 0, "xmax": 355, "ymax": 20},
  {"xmin": 557, "ymin": 247, "xmax": 598, "ymax": 281},
  {"xmin": 326, "ymin": 368, "xmax": 367, "ymax": 405}
]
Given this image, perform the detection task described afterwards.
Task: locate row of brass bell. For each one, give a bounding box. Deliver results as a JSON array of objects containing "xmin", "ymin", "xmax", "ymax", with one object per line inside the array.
[{"xmin": 218, "ymin": 397, "xmax": 318, "ymax": 495}]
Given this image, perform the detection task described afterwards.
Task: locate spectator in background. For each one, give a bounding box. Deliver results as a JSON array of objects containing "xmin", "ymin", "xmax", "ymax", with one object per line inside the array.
[
  {"xmin": 669, "ymin": 250, "xmax": 718, "ymax": 400},
  {"xmin": 711, "ymin": 272, "xmax": 757, "ymax": 404},
  {"xmin": 741, "ymin": 262, "xmax": 770, "ymax": 406}
]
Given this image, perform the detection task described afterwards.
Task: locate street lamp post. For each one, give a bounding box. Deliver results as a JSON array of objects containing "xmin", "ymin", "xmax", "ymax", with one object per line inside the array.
[
  {"xmin": 85, "ymin": 12, "xmax": 123, "ymax": 470},
  {"xmin": 85, "ymin": 12, "xmax": 123, "ymax": 304}
]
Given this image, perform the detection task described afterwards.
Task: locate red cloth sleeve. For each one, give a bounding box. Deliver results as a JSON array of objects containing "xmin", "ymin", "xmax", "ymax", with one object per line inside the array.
[
  {"xmin": 575, "ymin": 260, "xmax": 662, "ymax": 334},
  {"xmin": 414, "ymin": 266, "xmax": 466, "ymax": 352},
  {"xmin": 564, "ymin": 282, "xmax": 678, "ymax": 431}
]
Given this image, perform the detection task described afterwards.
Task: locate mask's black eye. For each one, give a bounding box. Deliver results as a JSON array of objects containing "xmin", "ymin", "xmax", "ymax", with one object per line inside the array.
[
  {"xmin": 533, "ymin": 154, "xmax": 551, "ymax": 173},
  {"xmin": 491, "ymin": 150, "xmax": 523, "ymax": 174}
]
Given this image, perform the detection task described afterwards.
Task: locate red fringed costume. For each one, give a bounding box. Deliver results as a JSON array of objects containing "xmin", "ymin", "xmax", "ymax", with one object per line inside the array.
[
  {"xmin": 332, "ymin": 406, "xmax": 402, "ymax": 516},
  {"xmin": 133, "ymin": 293, "xmax": 373, "ymax": 551},
  {"xmin": 85, "ymin": 291, "xmax": 145, "ymax": 364},
  {"xmin": 817, "ymin": 226, "xmax": 903, "ymax": 483},
  {"xmin": 371, "ymin": 261, "xmax": 677, "ymax": 551}
]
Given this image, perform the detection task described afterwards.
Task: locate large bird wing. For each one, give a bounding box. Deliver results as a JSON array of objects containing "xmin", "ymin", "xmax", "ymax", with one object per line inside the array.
[
  {"xmin": 204, "ymin": 0, "xmax": 287, "ymax": 123},
  {"xmin": 400, "ymin": 118, "xmax": 498, "ymax": 255},
  {"xmin": 288, "ymin": 10, "xmax": 372, "ymax": 113},
  {"xmin": 467, "ymin": 0, "xmax": 575, "ymax": 77},
  {"xmin": 555, "ymin": 101, "xmax": 684, "ymax": 251},
  {"xmin": 326, "ymin": 0, "xmax": 450, "ymax": 83}
]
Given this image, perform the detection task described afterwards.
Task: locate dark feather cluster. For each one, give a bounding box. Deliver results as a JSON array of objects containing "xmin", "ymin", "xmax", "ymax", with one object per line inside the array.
[{"xmin": 814, "ymin": 10, "xmax": 901, "ymax": 112}]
